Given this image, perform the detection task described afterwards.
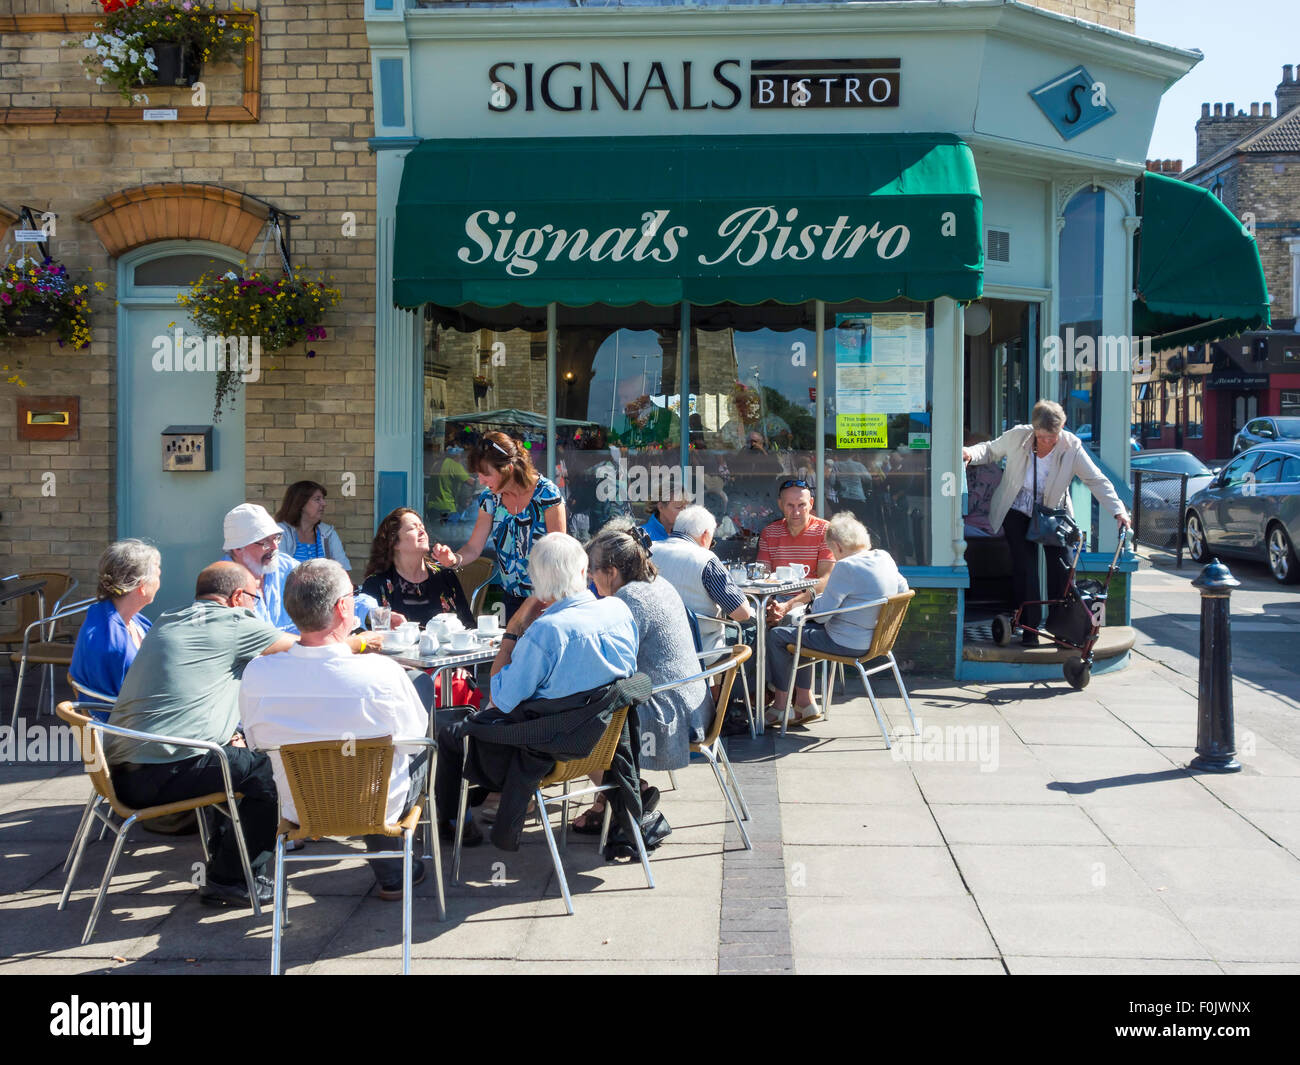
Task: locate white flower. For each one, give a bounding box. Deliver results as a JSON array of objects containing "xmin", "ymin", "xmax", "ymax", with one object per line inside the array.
[
  {"xmin": 96, "ymin": 45, "xmax": 108, "ymax": 57},
  {"xmin": 96, "ymin": 76, "xmax": 105, "ymax": 85}
]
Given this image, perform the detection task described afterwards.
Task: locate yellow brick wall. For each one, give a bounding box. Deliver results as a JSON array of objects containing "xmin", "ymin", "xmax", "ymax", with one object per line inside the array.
[
  {"xmin": 0, "ymin": 0, "xmax": 376, "ymax": 623},
  {"xmin": 1020, "ymin": 0, "xmax": 1135, "ymax": 33}
]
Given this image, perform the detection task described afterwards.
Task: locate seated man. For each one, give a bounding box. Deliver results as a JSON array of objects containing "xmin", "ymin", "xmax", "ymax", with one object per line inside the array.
[
  {"xmin": 106, "ymin": 561, "xmax": 296, "ymax": 906},
  {"xmin": 650, "ymin": 504, "xmax": 752, "ymax": 651},
  {"xmin": 756, "ymin": 478, "xmax": 835, "ymax": 627},
  {"xmin": 239, "ymin": 560, "xmax": 429, "ymax": 900},
  {"xmin": 433, "ymin": 533, "xmax": 639, "ymax": 848}
]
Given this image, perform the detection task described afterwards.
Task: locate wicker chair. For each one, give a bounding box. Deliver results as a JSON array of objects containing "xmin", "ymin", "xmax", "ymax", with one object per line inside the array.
[
  {"xmin": 662, "ymin": 644, "xmax": 754, "ymax": 850},
  {"xmin": 56, "ymin": 701, "xmax": 263, "ymax": 945},
  {"xmin": 452, "ymin": 704, "xmax": 656, "ymax": 915},
  {"xmin": 775, "ymin": 590, "xmax": 918, "ymax": 744},
  {"xmin": 266, "ymin": 734, "xmax": 445, "ymax": 975}
]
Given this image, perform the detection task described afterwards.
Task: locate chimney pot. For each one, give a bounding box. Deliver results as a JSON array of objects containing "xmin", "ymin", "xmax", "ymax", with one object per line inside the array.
[
  {"xmin": 1284, "ymin": 64, "xmax": 1295, "ymax": 84},
  {"xmin": 1173, "ymin": 160, "xmax": 1182, "ymax": 171},
  {"xmin": 1214, "ymin": 103, "xmax": 1223, "ymax": 116},
  {"xmin": 1264, "ymin": 102, "xmax": 1273, "ymax": 117},
  {"xmin": 1251, "ymin": 102, "xmax": 1260, "ymax": 116},
  {"xmin": 1226, "ymin": 102, "xmax": 1235, "ymax": 116},
  {"xmin": 1201, "ymin": 102, "xmax": 1211, "ymax": 117}
]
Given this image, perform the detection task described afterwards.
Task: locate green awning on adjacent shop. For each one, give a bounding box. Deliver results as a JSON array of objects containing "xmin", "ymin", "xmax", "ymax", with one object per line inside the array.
[
  {"xmin": 1133, "ymin": 171, "xmax": 1271, "ymax": 352},
  {"xmin": 392, "ymin": 134, "xmax": 983, "ymax": 309}
]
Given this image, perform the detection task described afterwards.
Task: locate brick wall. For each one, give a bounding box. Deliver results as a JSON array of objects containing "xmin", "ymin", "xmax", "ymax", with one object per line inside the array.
[
  {"xmin": 1006, "ymin": 0, "xmax": 1134, "ymax": 32},
  {"xmin": 894, "ymin": 587, "xmax": 959, "ymax": 675},
  {"xmin": 1237, "ymin": 159, "xmax": 1300, "ymax": 316},
  {"xmin": 1, "ymin": 0, "xmax": 377, "ymax": 627}
]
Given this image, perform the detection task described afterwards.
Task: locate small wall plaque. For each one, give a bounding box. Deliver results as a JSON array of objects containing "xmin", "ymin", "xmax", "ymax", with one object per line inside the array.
[{"xmin": 162, "ymin": 424, "xmax": 213, "ymax": 472}]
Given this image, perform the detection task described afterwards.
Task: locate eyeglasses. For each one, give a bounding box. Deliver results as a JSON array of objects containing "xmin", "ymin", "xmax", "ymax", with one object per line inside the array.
[
  {"xmin": 780, "ymin": 479, "xmax": 811, "ymax": 492},
  {"xmin": 251, "ymin": 534, "xmax": 281, "ymax": 549},
  {"xmin": 235, "ymin": 588, "xmax": 261, "ymax": 603}
]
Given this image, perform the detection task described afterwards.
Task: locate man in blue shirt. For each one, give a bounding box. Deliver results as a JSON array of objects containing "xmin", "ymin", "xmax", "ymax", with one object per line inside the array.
[{"xmin": 433, "ymin": 533, "xmax": 638, "ymax": 845}]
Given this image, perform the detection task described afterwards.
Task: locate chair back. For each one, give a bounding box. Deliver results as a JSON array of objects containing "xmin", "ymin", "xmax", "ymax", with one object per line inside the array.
[
  {"xmin": 695, "ymin": 644, "xmax": 751, "ymax": 748},
  {"xmin": 4, "ymin": 572, "xmax": 76, "ymax": 638},
  {"xmin": 457, "ymin": 557, "xmax": 495, "ymax": 616},
  {"xmin": 276, "ymin": 736, "xmax": 396, "ymax": 838},
  {"xmin": 540, "ymin": 707, "xmax": 630, "ymax": 786},
  {"xmin": 56, "ymin": 701, "xmax": 133, "ymax": 820},
  {"xmin": 864, "ymin": 589, "xmax": 915, "ymax": 661}
]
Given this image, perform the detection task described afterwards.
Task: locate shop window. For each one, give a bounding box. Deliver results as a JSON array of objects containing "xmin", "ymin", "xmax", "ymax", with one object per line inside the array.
[
  {"xmin": 1281, "ymin": 391, "xmax": 1300, "ymax": 417},
  {"xmin": 822, "ymin": 300, "xmax": 934, "ymax": 567},
  {"xmin": 1186, "ymin": 379, "xmax": 1204, "ymax": 439},
  {"xmin": 1057, "ymin": 189, "xmax": 1105, "ymax": 449}
]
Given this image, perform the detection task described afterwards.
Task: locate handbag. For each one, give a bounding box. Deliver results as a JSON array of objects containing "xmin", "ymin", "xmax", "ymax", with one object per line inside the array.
[{"xmin": 1026, "ymin": 446, "xmax": 1078, "ymax": 548}]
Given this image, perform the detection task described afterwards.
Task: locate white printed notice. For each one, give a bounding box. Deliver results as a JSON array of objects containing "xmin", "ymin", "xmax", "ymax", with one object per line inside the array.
[{"xmin": 834, "ymin": 312, "xmax": 926, "ymax": 416}]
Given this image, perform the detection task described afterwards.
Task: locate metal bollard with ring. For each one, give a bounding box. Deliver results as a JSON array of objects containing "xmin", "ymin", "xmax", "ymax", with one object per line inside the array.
[{"xmin": 1189, "ymin": 558, "xmax": 1242, "ymax": 773}]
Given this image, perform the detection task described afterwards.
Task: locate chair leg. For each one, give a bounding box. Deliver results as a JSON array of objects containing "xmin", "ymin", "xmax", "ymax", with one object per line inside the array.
[
  {"xmin": 63, "ymin": 789, "xmax": 98, "ymax": 873},
  {"xmin": 616, "ymin": 795, "xmax": 656, "ymax": 890},
  {"xmin": 426, "ymin": 758, "xmax": 446, "ymax": 922},
  {"xmin": 703, "ymin": 746, "xmax": 752, "ymax": 850},
  {"xmin": 223, "ymin": 796, "xmax": 262, "ymax": 919},
  {"xmin": 855, "ymin": 663, "xmax": 893, "ymax": 749},
  {"xmin": 195, "ymin": 807, "xmax": 212, "ymax": 865},
  {"xmin": 667, "ymin": 769, "xmax": 679, "ymax": 791},
  {"xmin": 821, "ymin": 660, "xmax": 833, "ymax": 721},
  {"xmin": 597, "ymin": 796, "xmax": 613, "ymax": 852},
  {"xmin": 452, "ymin": 775, "xmax": 470, "ymax": 883},
  {"xmin": 271, "ymin": 836, "xmax": 286, "ymax": 975},
  {"xmin": 402, "ymin": 828, "xmax": 413, "ymax": 976},
  {"xmin": 890, "ymin": 654, "xmax": 919, "ymax": 735},
  {"xmin": 8, "ymin": 655, "xmax": 28, "ymax": 730},
  {"xmin": 536, "ymin": 789, "xmax": 574, "ymax": 915},
  {"xmin": 738, "ymin": 665, "xmax": 756, "ymax": 738},
  {"xmin": 82, "ymin": 814, "xmax": 137, "ymax": 946},
  {"xmin": 60, "ymin": 800, "xmax": 100, "ymax": 909},
  {"xmin": 560, "ymin": 779, "xmax": 570, "ymax": 852},
  {"xmin": 717, "ymin": 740, "xmax": 751, "ymax": 821}
]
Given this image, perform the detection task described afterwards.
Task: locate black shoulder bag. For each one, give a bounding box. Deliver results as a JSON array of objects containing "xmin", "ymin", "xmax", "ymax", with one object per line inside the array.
[{"xmin": 1026, "ymin": 447, "xmax": 1078, "ymax": 548}]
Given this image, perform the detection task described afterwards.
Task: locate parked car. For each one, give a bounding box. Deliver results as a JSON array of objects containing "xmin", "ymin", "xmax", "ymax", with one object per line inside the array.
[
  {"xmin": 1184, "ymin": 443, "xmax": 1300, "ymax": 583},
  {"xmin": 1232, "ymin": 416, "xmax": 1300, "ymax": 455},
  {"xmin": 1074, "ymin": 423, "xmax": 1142, "ymax": 452},
  {"xmin": 1130, "ymin": 450, "xmax": 1217, "ymax": 502}
]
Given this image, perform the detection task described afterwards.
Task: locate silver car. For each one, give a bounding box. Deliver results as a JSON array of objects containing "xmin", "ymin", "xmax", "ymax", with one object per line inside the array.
[{"xmin": 1185, "ymin": 443, "xmax": 1300, "ymax": 583}]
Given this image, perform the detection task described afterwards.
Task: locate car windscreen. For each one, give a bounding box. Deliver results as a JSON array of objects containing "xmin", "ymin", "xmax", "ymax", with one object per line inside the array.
[{"xmin": 1131, "ymin": 453, "xmax": 1210, "ymax": 477}]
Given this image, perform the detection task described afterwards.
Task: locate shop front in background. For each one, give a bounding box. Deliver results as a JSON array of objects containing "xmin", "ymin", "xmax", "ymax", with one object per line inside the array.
[{"xmin": 422, "ymin": 299, "xmax": 935, "ymax": 566}]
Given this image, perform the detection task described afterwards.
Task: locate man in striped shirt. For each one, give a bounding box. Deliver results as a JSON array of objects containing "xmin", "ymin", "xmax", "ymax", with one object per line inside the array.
[{"xmin": 756, "ymin": 479, "xmax": 835, "ymax": 625}]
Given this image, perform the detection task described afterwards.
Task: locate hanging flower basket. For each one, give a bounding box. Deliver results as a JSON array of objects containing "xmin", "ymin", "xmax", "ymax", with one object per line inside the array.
[
  {"xmin": 473, "ymin": 376, "xmax": 491, "ymax": 399},
  {"xmin": 179, "ymin": 267, "xmax": 344, "ymax": 420},
  {"xmin": 69, "ymin": 1, "xmax": 253, "ymax": 103},
  {"xmin": 732, "ymin": 382, "xmax": 762, "ymax": 425},
  {"xmin": 0, "ymin": 258, "xmax": 99, "ymax": 349}
]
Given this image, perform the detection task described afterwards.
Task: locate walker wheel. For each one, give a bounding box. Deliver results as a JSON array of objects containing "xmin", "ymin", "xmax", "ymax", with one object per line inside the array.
[
  {"xmin": 992, "ymin": 614, "xmax": 1014, "ymax": 647},
  {"xmin": 1063, "ymin": 658, "xmax": 1091, "ymax": 690}
]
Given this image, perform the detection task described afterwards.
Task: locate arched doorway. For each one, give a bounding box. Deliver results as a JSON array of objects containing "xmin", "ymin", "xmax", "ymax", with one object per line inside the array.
[{"xmin": 116, "ymin": 241, "xmax": 245, "ymax": 614}]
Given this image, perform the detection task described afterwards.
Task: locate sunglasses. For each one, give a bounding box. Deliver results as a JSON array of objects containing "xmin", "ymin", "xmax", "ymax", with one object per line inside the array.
[
  {"xmin": 780, "ymin": 479, "xmax": 811, "ymax": 491},
  {"xmin": 489, "ymin": 440, "xmax": 510, "ymax": 458}
]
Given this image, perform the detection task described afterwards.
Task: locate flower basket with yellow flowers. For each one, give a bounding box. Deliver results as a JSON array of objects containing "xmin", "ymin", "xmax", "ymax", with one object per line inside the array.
[
  {"xmin": 0, "ymin": 257, "xmax": 97, "ymax": 350},
  {"xmin": 179, "ymin": 267, "xmax": 343, "ymax": 419},
  {"xmin": 69, "ymin": 1, "xmax": 254, "ymax": 103}
]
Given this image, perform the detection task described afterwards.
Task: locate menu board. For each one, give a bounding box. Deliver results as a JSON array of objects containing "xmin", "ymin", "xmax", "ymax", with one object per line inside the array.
[{"xmin": 833, "ymin": 311, "xmax": 926, "ymax": 416}]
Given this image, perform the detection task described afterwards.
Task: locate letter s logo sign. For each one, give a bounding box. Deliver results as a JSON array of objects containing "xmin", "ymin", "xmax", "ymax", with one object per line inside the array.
[{"xmin": 1063, "ymin": 84, "xmax": 1086, "ymax": 125}]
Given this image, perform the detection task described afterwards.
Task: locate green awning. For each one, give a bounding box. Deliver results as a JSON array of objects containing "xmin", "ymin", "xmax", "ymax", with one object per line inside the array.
[
  {"xmin": 393, "ymin": 134, "xmax": 983, "ymax": 309},
  {"xmin": 1133, "ymin": 171, "xmax": 1271, "ymax": 352}
]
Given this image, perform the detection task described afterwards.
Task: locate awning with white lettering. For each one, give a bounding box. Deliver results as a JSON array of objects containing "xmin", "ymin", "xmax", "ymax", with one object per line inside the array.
[{"xmin": 392, "ymin": 134, "xmax": 983, "ymax": 309}]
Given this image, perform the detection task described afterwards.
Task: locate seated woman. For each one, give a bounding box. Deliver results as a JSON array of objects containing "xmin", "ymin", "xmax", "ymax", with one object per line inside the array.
[
  {"xmin": 642, "ymin": 490, "xmax": 691, "ymax": 542},
  {"xmin": 275, "ymin": 480, "xmax": 352, "ymax": 575},
  {"xmin": 765, "ymin": 512, "xmax": 908, "ymax": 728},
  {"xmin": 361, "ymin": 507, "xmax": 474, "ymax": 628},
  {"xmin": 574, "ymin": 520, "xmax": 713, "ymax": 832},
  {"xmin": 69, "ymin": 539, "xmax": 161, "ymax": 722}
]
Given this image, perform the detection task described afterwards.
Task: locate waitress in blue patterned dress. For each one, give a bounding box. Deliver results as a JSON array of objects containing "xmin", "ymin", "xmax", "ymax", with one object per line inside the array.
[
  {"xmin": 431, "ymin": 430, "xmax": 566, "ymax": 622},
  {"xmin": 276, "ymin": 480, "xmax": 353, "ymax": 578}
]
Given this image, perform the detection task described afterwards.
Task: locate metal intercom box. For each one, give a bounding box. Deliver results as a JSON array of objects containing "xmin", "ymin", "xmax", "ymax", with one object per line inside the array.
[{"xmin": 162, "ymin": 425, "xmax": 213, "ymax": 472}]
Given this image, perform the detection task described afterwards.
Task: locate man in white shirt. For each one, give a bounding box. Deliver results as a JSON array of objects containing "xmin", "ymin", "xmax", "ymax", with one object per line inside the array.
[{"xmin": 239, "ymin": 559, "xmax": 429, "ymax": 900}]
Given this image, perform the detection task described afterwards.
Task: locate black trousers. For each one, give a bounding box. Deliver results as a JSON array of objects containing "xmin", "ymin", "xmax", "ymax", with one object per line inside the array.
[
  {"xmin": 112, "ymin": 746, "xmax": 278, "ymax": 884},
  {"xmin": 1002, "ymin": 509, "xmax": 1069, "ymax": 629},
  {"xmin": 364, "ymin": 748, "xmax": 430, "ymax": 887}
]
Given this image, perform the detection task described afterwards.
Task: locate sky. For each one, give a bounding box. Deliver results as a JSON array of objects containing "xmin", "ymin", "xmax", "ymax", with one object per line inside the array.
[{"xmin": 1138, "ymin": 0, "xmax": 1298, "ymax": 167}]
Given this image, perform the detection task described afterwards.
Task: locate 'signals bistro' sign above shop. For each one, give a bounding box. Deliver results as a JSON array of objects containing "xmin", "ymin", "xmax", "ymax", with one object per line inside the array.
[{"xmin": 486, "ymin": 57, "xmax": 902, "ymax": 113}]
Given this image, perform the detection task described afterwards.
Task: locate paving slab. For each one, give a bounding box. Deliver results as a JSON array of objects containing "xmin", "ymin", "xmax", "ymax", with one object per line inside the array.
[
  {"xmin": 796, "ymin": 957, "xmax": 1006, "ymax": 974},
  {"xmin": 780, "ymin": 802, "xmax": 945, "ymax": 846},
  {"xmin": 910, "ymin": 766, "xmax": 1073, "ymax": 805},
  {"xmin": 950, "ymin": 844, "xmax": 1151, "ymax": 897},
  {"xmin": 773, "ymin": 765, "xmax": 925, "ymax": 805},
  {"xmin": 517, "ymin": 894, "xmax": 718, "ymax": 961},
  {"xmin": 931, "ymin": 803, "xmax": 1110, "ymax": 846},
  {"xmin": 785, "ymin": 844, "xmax": 970, "ymax": 898},
  {"xmin": 787, "ymin": 897, "xmax": 997, "ymax": 958},
  {"xmin": 1004, "ymin": 956, "xmax": 1224, "ymax": 975},
  {"xmin": 1083, "ymin": 803, "xmax": 1276, "ymax": 848},
  {"xmin": 1118, "ymin": 844, "xmax": 1300, "ymax": 899},
  {"xmin": 1153, "ymin": 898, "xmax": 1300, "ymax": 963},
  {"xmin": 976, "ymin": 895, "xmax": 1211, "ymax": 959}
]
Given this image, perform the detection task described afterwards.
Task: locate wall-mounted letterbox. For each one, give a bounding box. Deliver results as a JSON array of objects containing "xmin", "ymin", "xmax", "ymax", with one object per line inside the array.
[
  {"xmin": 162, "ymin": 425, "xmax": 213, "ymax": 472},
  {"xmin": 17, "ymin": 396, "xmax": 79, "ymax": 441}
]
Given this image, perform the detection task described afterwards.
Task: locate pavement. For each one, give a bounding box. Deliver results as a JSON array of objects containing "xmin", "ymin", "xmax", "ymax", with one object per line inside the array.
[{"xmin": 3, "ymin": 551, "xmax": 1299, "ymax": 975}]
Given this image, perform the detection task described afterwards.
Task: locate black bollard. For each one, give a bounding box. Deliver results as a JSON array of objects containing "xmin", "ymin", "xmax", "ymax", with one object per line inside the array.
[{"xmin": 1189, "ymin": 558, "xmax": 1242, "ymax": 773}]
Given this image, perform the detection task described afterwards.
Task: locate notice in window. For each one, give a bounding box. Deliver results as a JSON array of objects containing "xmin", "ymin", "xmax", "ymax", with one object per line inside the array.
[
  {"xmin": 834, "ymin": 311, "xmax": 926, "ymax": 415},
  {"xmin": 836, "ymin": 413, "xmax": 888, "ymax": 449}
]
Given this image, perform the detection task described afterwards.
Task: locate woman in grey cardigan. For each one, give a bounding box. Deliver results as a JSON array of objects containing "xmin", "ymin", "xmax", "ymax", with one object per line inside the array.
[
  {"xmin": 963, "ymin": 399, "xmax": 1130, "ymax": 645},
  {"xmin": 570, "ymin": 520, "xmax": 713, "ymax": 833}
]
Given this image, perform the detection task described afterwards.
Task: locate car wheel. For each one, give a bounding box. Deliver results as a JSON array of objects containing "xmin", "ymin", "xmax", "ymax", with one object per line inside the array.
[
  {"xmin": 1267, "ymin": 524, "xmax": 1300, "ymax": 585},
  {"xmin": 1185, "ymin": 511, "xmax": 1209, "ymax": 563}
]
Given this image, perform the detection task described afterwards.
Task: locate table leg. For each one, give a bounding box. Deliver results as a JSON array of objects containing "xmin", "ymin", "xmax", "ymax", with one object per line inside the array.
[{"xmin": 751, "ymin": 592, "xmax": 768, "ymax": 736}]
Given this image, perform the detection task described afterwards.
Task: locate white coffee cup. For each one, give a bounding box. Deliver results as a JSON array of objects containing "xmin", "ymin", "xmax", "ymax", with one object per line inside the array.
[
  {"xmin": 774, "ymin": 565, "xmax": 793, "ymax": 581},
  {"xmin": 786, "ymin": 563, "xmax": 809, "ymax": 579},
  {"xmin": 397, "ymin": 621, "xmax": 419, "ymax": 644},
  {"xmin": 450, "ymin": 631, "xmax": 476, "ymax": 651},
  {"xmin": 477, "ymin": 614, "xmax": 500, "ymax": 634}
]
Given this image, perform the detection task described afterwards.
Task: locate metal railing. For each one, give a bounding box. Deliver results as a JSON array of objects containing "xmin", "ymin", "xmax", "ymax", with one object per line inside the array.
[{"xmin": 1131, "ymin": 469, "xmax": 1189, "ymax": 568}]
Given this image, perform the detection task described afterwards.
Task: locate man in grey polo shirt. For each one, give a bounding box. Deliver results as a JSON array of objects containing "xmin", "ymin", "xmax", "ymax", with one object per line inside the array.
[{"xmin": 108, "ymin": 560, "xmax": 295, "ymax": 906}]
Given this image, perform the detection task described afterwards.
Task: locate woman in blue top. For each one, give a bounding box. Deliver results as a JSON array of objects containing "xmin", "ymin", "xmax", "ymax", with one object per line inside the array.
[
  {"xmin": 275, "ymin": 479, "xmax": 353, "ymax": 576},
  {"xmin": 69, "ymin": 539, "xmax": 161, "ymax": 721},
  {"xmin": 431, "ymin": 430, "xmax": 566, "ymax": 622}
]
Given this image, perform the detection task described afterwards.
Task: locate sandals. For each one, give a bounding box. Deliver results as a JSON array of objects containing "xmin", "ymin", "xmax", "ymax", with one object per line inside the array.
[{"xmin": 764, "ymin": 705, "xmax": 822, "ymax": 728}]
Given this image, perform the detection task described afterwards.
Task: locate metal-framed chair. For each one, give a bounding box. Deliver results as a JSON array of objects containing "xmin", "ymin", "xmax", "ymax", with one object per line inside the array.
[
  {"xmin": 774, "ymin": 590, "xmax": 918, "ymax": 743},
  {"xmin": 659, "ymin": 644, "xmax": 754, "ymax": 850},
  {"xmin": 692, "ymin": 611, "xmax": 757, "ymax": 737},
  {"xmin": 9, "ymin": 597, "xmax": 96, "ymax": 729},
  {"xmin": 55, "ymin": 701, "xmax": 263, "ymax": 945},
  {"xmin": 62, "ymin": 676, "xmax": 118, "ymax": 864},
  {"xmin": 264, "ymin": 735, "xmax": 445, "ymax": 975},
  {"xmin": 452, "ymin": 703, "xmax": 656, "ymax": 915}
]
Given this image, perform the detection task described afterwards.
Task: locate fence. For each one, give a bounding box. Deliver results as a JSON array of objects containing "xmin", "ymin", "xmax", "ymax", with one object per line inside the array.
[{"xmin": 1131, "ymin": 469, "xmax": 1189, "ymax": 567}]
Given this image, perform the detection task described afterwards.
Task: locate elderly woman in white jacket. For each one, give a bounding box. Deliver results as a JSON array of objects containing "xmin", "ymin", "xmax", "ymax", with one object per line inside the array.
[{"xmin": 962, "ymin": 399, "xmax": 1130, "ymax": 646}]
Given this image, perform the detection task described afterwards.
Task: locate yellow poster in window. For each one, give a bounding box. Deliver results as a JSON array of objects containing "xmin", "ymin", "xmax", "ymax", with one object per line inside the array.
[{"xmin": 836, "ymin": 413, "xmax": 888, "ymax": 448}]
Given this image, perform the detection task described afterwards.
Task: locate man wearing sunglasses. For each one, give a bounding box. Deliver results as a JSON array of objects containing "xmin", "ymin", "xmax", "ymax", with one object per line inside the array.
[{"xmin": 756, "ymin": 479, "xmax": 835, "ymax": 625}]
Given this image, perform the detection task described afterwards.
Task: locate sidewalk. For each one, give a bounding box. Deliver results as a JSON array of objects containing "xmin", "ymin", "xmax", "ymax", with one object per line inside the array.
[{"xmin": 3, "ymin": 652, "xmax": 1299, "ymax": 974}]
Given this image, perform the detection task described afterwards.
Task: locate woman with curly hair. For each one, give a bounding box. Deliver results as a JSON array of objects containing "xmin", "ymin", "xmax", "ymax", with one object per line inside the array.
[
  {"xmin": 431, "ymin": 430, "xmax": 565, "ymax": 622},
  {"xmin": 361, "ymin": 508, "xmax": 474, "ymax": 629}
]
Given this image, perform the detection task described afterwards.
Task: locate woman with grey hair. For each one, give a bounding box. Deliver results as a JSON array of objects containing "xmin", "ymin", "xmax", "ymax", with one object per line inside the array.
[
  {"xmin": 962, "ymin": 398, "xmax": 1130, "ymax": 645},
  {"xmin": 70, "ymin": 539, "xmax": 162, "ymax": 721},
  {"xmin": 766, "ymin": 513, "xmax": 908, "ymax": 727},
  {"xmin": 570, "ymin": 520, "xmax": 711, "ymax": 832}
]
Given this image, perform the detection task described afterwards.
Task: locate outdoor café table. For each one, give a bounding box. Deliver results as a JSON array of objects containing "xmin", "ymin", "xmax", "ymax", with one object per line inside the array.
[
  {"xmin": 392, "ymin": 636, "xmax": 502, "ymax": 858},
  {"xmin": 735, "ymin": 577, "xmax": 817, "ymax": 735}
]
